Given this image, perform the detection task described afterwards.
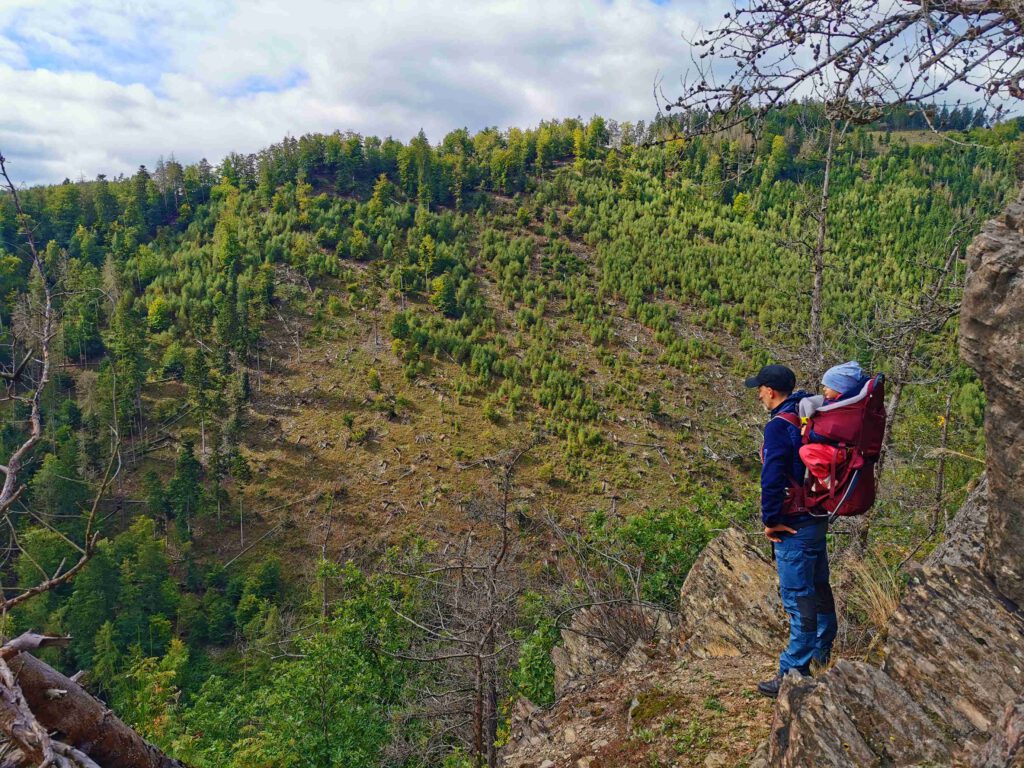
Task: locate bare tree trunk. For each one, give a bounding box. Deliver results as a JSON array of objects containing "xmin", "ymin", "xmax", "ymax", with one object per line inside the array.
[
  {"xmin": 876, "ymin": 340, "xmax": 915, "ymax": 477},
  {"xmin": 0, "ymin": 656, "xmax": 99, "ymax": 768},
  {"xmin": 485, "ymin": 661, "xmax": 498, "ymax": 768},
  {"xmin": 385, "ymin": 439, "xmax": 539, "ymax": 765},
  {"xmin": 809, "ymin": 119, "xmax": 838, "ymax": 379},
  {"xmin": 8, "ymin": 652, "xmax": 187, "ymax": 768},
  {"xmin": 935, "ymin": 392, "xmax": 953, "ymax": 531},
  {"xmin": 473, "ymin": 655, "xmax": 484, "ymax": 768},
  {"xmin": 481, "ymin": 624, "xmax": 498, "ymax": 768}
]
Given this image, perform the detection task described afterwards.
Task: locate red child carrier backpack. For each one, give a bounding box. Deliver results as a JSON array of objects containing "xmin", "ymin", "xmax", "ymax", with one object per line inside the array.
[{"xmin": 776, "ymin": 374, "xmax": 887, "ymax": 521}]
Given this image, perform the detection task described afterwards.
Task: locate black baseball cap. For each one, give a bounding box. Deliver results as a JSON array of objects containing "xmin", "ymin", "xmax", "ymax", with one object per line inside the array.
[{"xmin": 744, "ymin": 364, "xmax": 796, "ymax": 393}]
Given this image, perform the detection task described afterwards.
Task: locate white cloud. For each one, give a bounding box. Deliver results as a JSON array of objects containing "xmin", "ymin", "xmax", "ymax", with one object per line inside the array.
[{"xmin": 0, "ymin": 0, "xmax": 721, "ymax": 185}]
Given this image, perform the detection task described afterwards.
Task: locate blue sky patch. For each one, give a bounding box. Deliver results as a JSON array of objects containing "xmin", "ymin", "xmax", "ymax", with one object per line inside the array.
[
  {"xmin": 5, "ymin": 23, "xmax": 169, "ymax": 90},
  {"xmin": 220, "ymin": 68, "xmax": 308, "ymax": 98}
]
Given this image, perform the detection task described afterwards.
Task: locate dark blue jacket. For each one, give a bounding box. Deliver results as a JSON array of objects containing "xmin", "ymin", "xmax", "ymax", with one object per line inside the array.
[{"xmin": 761, "ymin": 391, "xmax": 816, "ymax": 528}]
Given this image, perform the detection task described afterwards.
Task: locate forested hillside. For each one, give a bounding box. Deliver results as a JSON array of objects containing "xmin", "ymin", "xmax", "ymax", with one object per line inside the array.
[{"xmin": 1, "ymin": 108, "xmax": 1021, "ymax": 766}]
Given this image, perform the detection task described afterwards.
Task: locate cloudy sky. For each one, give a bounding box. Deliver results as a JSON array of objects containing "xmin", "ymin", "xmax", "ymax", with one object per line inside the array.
[{"xmin": 0, "ymin": 0, "xmax": 729, "ymax": 186}]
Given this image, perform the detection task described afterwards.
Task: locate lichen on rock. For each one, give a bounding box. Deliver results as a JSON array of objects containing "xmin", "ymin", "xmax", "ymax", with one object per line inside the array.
[{"xmin": 768, "ymin": 660, "xmax": 951, "ymax": 767}]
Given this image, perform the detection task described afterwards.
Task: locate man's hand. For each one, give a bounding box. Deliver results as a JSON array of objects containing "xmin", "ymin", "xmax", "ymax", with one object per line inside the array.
[{"xmin": 764, "ymin": 523, "xmax": 797, "ymax": 543}]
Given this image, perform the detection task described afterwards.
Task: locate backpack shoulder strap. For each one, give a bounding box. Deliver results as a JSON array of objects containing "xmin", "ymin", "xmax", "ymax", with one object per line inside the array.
[
  {"xmin": 771, "ymin": 411, "xmax": 815, "ymax": 517},
  {"xmin": 773, "ymin": 412, "xmax": 801, "ymax": 431}
]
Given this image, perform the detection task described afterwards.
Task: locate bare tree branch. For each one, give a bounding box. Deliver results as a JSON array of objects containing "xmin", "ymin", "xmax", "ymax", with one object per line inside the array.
[
  {"xmin": 0, "ymin": 153, "xmax": 54, "ymax": 511},
  {"xmin": 669, "ymin": 1, "xmax": 1022, "ymax": 130}
]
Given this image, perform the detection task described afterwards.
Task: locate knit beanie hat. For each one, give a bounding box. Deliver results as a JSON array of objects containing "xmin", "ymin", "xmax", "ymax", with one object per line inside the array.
[{"xmin": 822, "ymin": 361, "xmax": 865, "ymax": 396}]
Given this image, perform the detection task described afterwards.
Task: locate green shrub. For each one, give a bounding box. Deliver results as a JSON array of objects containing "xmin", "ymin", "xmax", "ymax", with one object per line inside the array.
[{"xmin": 588, "ymin": 490, "xmax": 738, "ymax": 606}]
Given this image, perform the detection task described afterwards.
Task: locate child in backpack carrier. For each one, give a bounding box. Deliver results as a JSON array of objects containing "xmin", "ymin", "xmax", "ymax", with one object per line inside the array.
[{"xmin": 798, "ymin": 362, "xmax": 872, "ymax": 492}]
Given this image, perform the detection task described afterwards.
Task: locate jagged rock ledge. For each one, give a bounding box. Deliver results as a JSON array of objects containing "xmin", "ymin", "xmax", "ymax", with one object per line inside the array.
[{"xmin": 960, "ymin": 188, "xmax": 1024, "ymax": 607}]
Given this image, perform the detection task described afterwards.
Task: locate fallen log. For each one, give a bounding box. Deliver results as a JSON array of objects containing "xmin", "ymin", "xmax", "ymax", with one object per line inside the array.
[{"xmin": 4, "ymin": 636, "xmax": 187, "ymax": 768}]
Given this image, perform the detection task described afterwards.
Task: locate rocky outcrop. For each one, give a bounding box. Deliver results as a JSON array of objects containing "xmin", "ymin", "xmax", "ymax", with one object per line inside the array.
[
  {"xmin": 926, "ymin": 475, "xmax": 988, "ymax": 570},
  {"xmin": 500, "ymin": 528, "xmax": 781, "ymax": 767},
  {"xmin": 543, "ymin": 528, "xmax": 784, "ymax": 703},
  {"xmin": 551, "ymin": 605, "xmax": 675, "ymax": 697},
  {"xmin": 504, "ymin": 487, "xmax": 1022, "ymax": 767},
  {"xmin": 960, "ymin": 188, "xmax": 1024, "ymax": 606},
  {"xmin": 676, "ymin": 527, "xmax": 786, "ymax": 659},
  {"xmin": 884, "ymin": 563, "xmax": 1024, "ymax": 750},
  {"xmin": 768, "ymin": 660, "xmax": 951, "ymax": 767}
]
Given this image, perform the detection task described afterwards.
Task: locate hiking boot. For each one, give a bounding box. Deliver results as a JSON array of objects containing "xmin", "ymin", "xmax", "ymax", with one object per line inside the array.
[
  {"xmin": 756, "ymin": 676, "xmax": 783, "ymax": 698},
  {"xmin": 757, "ymin": 671, "xmax": 811, "ymax": 698}
]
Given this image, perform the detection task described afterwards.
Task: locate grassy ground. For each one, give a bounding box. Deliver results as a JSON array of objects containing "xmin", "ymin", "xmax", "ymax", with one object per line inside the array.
[{"xmin": 503, "ymin": 654, "xmax": 778, "ymax": 768}]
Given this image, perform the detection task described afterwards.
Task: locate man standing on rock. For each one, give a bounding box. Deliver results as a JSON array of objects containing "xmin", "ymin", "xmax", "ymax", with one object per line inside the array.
[{"xmin": 745, "ymin": 364, "xmax": 838, "ymax": 698}]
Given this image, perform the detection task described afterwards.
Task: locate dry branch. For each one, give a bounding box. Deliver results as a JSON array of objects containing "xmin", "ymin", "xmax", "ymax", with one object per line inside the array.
[
  {"xmin": 0, "ymin": 153, "xmax": 54, "ymax": 511},
  {"xmin": 667, "ymin": 1, "xmax": 1024, "ymax": 134}
]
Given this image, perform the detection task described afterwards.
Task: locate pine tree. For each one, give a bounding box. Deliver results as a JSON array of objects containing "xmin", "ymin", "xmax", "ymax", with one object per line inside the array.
[
  {"xmin": 167, "ymin": 440, "xmax": 205, "ymax": 538},
  {"xmin": 65, "ymin": 545, "xmax": 121, "ymax": 666}
]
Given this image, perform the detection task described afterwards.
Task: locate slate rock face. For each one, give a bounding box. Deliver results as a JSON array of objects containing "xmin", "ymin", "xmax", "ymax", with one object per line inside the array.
[
  {"xmin": 676, "ymin": 527, "xmax": 786, "ymax": 659},
  {"xmin": 549, "ymin": 525, "xmax": 784, "ymax": 700},
  {"xmin": 960, "ymin": 188, "xmax": 1024, "ymax": 606},
  {"xmin": 767, "ymin": 660, "xmax": 951, "ymax": 768},
  {"xmin": 972, "ymin": 700, "xmax": 1024, "ymax": 768},
  {"xmin": 883, "ymin": 563, "xmax": 1024, "ymax": 749}
]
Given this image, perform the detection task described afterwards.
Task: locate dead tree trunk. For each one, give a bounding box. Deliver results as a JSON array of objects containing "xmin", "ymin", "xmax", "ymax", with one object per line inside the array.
[
  {"xmin": 472, "ymin": 649, "xmax": 485, "ymax": 768},
  {"xmin": 0, "ymin": 657, "xmax": 99, "ymax": 768},
  {"xmin": 876, "ymin": 338, "xmax": 915, "ymax": 478},
  {"xmin": 484, "ymin": 628, "xmax": 498, "ymax": 768},
  {"xmin": 385, "ymin": 438, "xmax": 540, "ymax": 767},
  {"xmin": 7, "ymin": 651, "xmax": 188, "ymax": 768},
  {"xmin": 808, "ymin": 119, "xmax": 846, "ymax": 379}
]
